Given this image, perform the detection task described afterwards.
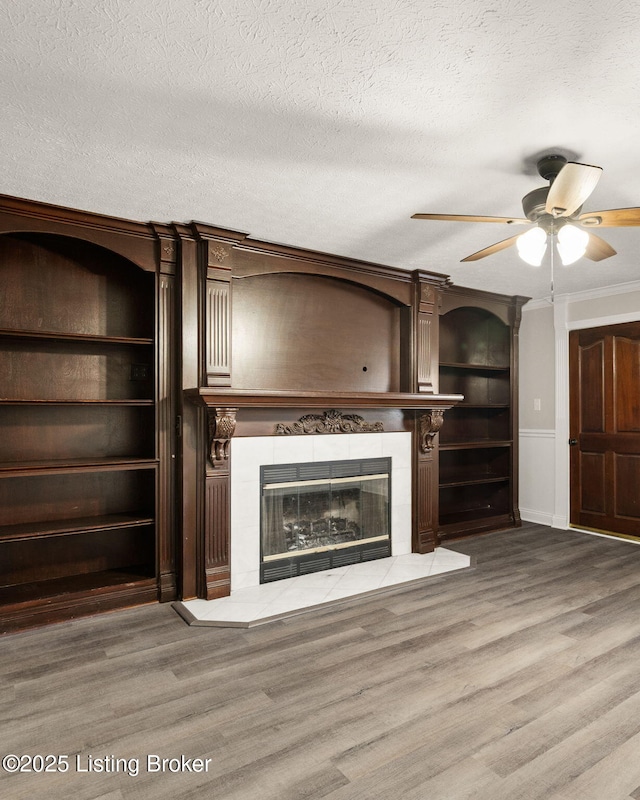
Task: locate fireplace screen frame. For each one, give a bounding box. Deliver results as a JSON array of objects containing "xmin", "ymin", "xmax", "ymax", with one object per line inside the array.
[{"xmin": 260, "ymin": 457, "xmax": 391, "ymax": 583}]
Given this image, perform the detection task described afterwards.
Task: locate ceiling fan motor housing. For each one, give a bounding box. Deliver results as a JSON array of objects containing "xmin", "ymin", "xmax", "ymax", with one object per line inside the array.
[{"xmin": 522, "ymin": 187, "xmax": 550, "ymax": 221}]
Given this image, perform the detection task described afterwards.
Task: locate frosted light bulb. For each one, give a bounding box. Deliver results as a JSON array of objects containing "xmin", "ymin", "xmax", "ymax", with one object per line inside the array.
[
  {"xmin": 557, "ymin": 224, "xmax": 589, "ymax": 265},
  {"xmin": 516, "ymin": 226, "xmax": 547, "ymax": 266}
]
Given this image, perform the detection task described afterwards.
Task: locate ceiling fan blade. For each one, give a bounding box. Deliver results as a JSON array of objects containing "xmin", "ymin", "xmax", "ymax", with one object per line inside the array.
[
  {"xmin": 584, "ymin": 232, "xmax": 617, "ymax": 261},
  {"xmin": 545, "ymin": 162, "xmax": 603, "ymax": 218},
  {"xmin": 411, "ymin": 213, "xmax": 530, "ymax": 224},
  {"xmin": 460, "ymin": 233, "xmax": 522, "ymax": 262},
  {"xmin": 578, "ymin": 207, "xmax": 640, "ymax": 227}
]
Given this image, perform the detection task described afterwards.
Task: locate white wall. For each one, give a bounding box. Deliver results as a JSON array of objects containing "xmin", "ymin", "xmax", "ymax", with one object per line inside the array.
[{"xmin": 519, "ymin": 281, "xmax": 640, "ymax": 528}]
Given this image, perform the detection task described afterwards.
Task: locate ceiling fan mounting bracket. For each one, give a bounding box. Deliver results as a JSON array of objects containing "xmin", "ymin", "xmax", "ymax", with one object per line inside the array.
[{"xmin": 536, "ymin": 154, "xmax": 568, "ymax": 183}]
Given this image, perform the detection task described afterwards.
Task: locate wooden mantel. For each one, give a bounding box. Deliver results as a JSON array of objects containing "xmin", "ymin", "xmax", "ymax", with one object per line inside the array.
[
  {"xmin": 176, "ymin": 222, "xmax": 464, "ymax": 601},
  {"xmin": 188, "ymin": 388, "xmax": 463, "ymax": 601},
  {"xmin": 193, "ymin": 388, "xmax": 463, "ymax": 409}
]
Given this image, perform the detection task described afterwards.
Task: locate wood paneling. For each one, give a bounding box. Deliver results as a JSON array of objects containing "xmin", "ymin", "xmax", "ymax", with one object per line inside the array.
[
  {"xmin": 157, "ymin": 273, "xmax": 177, "ymax": 601},
  {"xmin": 231, "ymin": 273, "xmax": 402, "ymax": 393},
  {"xmin": 203, "ymin": 474, "xmax": 231, "ymax": 599},
  {"xmin": 205, "ymin": 279, "xmax": 232, "ymax": 386},
  {"xmin": 415, "ymin": 457, "xmax": 435, "ymax": 552},
  {"xmin": 417, "ymin": 314, "xmax": 433, "ymax": 386}
]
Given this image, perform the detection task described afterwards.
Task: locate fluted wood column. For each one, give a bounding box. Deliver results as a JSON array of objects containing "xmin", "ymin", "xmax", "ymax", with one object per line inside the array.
[{"xmin": 152, "ymin": 224, "xmax": 178, "ymax": 600}]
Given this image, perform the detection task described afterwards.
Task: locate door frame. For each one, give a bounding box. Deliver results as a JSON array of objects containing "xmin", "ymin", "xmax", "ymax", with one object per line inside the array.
[{"xmin": 553, "ymin": 295, "xmax": 640, "ymax": 529}]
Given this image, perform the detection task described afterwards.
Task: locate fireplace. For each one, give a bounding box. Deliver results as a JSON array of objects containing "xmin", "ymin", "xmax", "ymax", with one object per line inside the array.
[
  {"xmin": 260, "ymin": 457, "xmax": 391, "ymax": 582},
  {"xmin": 229, "ymin": 431, "xmax": 414, "ymax": 592}
]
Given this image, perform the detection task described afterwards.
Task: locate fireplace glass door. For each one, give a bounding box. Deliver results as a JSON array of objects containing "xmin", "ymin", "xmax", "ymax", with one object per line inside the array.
[{"xmin": 260, "ymin": 458, "xmax": 391, "ymax": 583}]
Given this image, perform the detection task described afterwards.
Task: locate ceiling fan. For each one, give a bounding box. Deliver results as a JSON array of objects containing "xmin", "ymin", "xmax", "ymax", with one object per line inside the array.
[{"xmin": 412, "ymin": 154, "xmax": 640, "ymax": 265}]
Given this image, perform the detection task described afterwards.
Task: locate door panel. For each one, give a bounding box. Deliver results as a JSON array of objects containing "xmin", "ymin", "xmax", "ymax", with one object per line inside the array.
[
  {"xmin": 570, "ymin": 322, "xmax": 640, "ymax": 536},
  {"xmin": 613, "ymin": 453, "xmax": 640, "ymax": 519},
  {"xmin": 580, "ymin": 452, "xmax": 606, "ymax": 514},
  {"xmin": 614, "ymin": 338, "xmax": 640, "ymax": 431},
  {"xmin": 579, "ymin": 340, "xmax": 605, "ymax": 432}
]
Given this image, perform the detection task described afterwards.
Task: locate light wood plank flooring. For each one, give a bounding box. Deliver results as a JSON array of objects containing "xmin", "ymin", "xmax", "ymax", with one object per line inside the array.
[{"xmin": 2, "ymin": 523, "xmax": 640, "ymax": 800}]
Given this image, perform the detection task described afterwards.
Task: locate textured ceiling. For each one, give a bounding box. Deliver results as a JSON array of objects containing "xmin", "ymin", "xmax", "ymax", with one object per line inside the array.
[{"xmin": 3, "ymin": 0, "xmax": 640, "ymax": 299}]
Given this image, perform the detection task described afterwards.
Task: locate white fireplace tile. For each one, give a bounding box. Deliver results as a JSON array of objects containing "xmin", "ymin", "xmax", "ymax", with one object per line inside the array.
[
  {"xmin": 391, "ymin": 465, "xmax": 412, "ymax": 499},
  {"xmin": 379, "ymin": 569, "xmax": 435, "ymax": 587},
  {"xmin": 343, "ymin": 558, "xmax": 393, "ymax": 576},
  {"xmin": 175, "ymin": 548, "xmax": 471, "ymax": 627},
  {"xmin": 178, "ymin": 599, "xmax": 216, "ymax": 617},
  {"xmin": 232, "ymin": 526, "xmax": 260, "ymax": 571},
  {"xmin": 333, "ymin": 572, "xmax": 387, "ymax": 592},
  {"xmin": 429, "ymin": 563, "xmax": 462, "ymax": 577},
  {"xmin": 430, "ymin": 549, "xmax": 473, "ymax": 565},
  {"xmin": 391, "ymin": 504, "xmax": 412, "ymax": 555},
  {"xmin": 231, "ymin": 569, "xmax": 261, "ymax": 590},
  {"xmin": 283, "ymin": 571, "xmax": 343, "ymax": 590},
  {"xmin": 383, "ymin": 561, "xmax": 437, "ymax": 579},
  {"xmin": 232, "ymin": 438, "xmax": 275, "ymax": 484},
  {"xmin": 242, "ymin": 436, "xmax": 276, "ymax": 464},
  {"xmin": 231, "ymin": 459, "xmax": 260, "ymax": 486},
  {"xmin": 231, "ymin": 488, "xmax": 259, "ymax": 529},
  {"xmin": 275, "ymin": 583, "xmax": 333, "ymax": 601},
  {"xmin": 347, "ymin": 433, "xmax": 384, "ymax": 459},
  {"xmin": 390, "ymin": 553, "xmax": 433, "ymax": 566},
  {"xmin": 273, "ymin": 435, "xmax": 315, "ymax": 464},
  {"xmin": 323, "ymin": 587, "xmax": 373, "ymax": 602},
  {"xmin": 386, "ymin": 551, "xmax": 470, "ymax": 580},
  {"xmin": 312, "ymin": 434, "xmax": 351, "ymax": 462},
  {"xmin": 197, "ymin": 601, "xmax": 273, "ymax": 623},
  {"xmin": 267, "ymin": 587, "xmax": 334, "ymax": 612},
  {"xmin": 230, "ymin": 581, "xmax": 288, "ymax": 602},
  {"xmin": 381, "ymin": 432, "xmax": 412, "ymax": 468},
  {"xmin": 232, "ymin": 549, "xmax": 258, "ymax": 578}
]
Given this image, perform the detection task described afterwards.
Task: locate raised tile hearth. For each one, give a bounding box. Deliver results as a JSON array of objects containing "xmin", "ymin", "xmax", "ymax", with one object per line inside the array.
[{"xmin": 173, "ymin": 547, "xmax": 471, "ymax": 627}]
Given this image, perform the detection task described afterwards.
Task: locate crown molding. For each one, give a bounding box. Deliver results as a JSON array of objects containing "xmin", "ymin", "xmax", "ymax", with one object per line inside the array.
[{"xmin": 525, "ymin": 278, "xmax": 640, "ymax": 311}]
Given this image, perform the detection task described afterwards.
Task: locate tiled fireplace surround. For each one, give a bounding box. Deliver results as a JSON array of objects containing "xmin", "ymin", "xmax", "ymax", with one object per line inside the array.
[
  {"xmin": 231, "ymin": 431, "xmax": 412, "ymax": 590},
  {"xmin": 176, "ymin": 427, "xmax": 471, "ymax": 626}
]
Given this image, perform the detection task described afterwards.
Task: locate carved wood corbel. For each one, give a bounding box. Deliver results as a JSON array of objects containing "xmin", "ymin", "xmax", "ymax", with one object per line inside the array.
[
  {"xmin": 208, "ymin": 407, "xmax": 237, "ymax": 465},
  {"xmin": 419, "ymin": 409, "xmax": 445, "ymax": 452}
]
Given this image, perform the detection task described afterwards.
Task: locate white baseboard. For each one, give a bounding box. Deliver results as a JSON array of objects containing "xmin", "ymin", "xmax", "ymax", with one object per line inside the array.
[{"xmin": 520, "ymin": 508, "xmax": 554, "ymax": 527}]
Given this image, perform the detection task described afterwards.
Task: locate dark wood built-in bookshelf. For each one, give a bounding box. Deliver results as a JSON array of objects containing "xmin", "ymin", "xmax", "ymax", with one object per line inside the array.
[
  {"xmin": 0, "ymin": 194, "xmax": 527, "ymax": 633},
  {"xmin": 438, "ymin": 288, "xmax": 527, "ymax": 540},
  {"xmin": 0, "ymin": 207, "xmax": 177, "ymax": 633}
]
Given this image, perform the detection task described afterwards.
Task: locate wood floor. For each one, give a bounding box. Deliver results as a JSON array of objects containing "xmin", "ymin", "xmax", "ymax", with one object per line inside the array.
[{"xmin": 2, "ymin": 522, "xmax": 640, "ymax": 800}]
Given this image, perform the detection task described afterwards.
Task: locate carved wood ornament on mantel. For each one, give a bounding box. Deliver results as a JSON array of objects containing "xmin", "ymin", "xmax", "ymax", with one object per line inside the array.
[
  {"xmin": 419, "ymin": 410, "xmax": 445, "ymax": 452},
  {"xmin": 208, "ymin": 407, "xmax": 237, "ymax": 465},
  {"xmin": 275, "ymin": 409, "xmax": 384, "ymax": 435}
]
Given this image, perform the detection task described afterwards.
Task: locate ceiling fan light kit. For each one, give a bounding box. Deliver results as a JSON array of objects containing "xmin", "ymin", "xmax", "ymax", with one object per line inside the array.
[
  {"xmin": 516, "ymin": 226, "xmax": 547, "ymax": 266},
  {"xmin": 411, "ymin": 154, "xmax": 640, "ymax": 268},
  {"xmin": 555, "ymin": 223, "xmax": 590, "ymax": 265}
]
